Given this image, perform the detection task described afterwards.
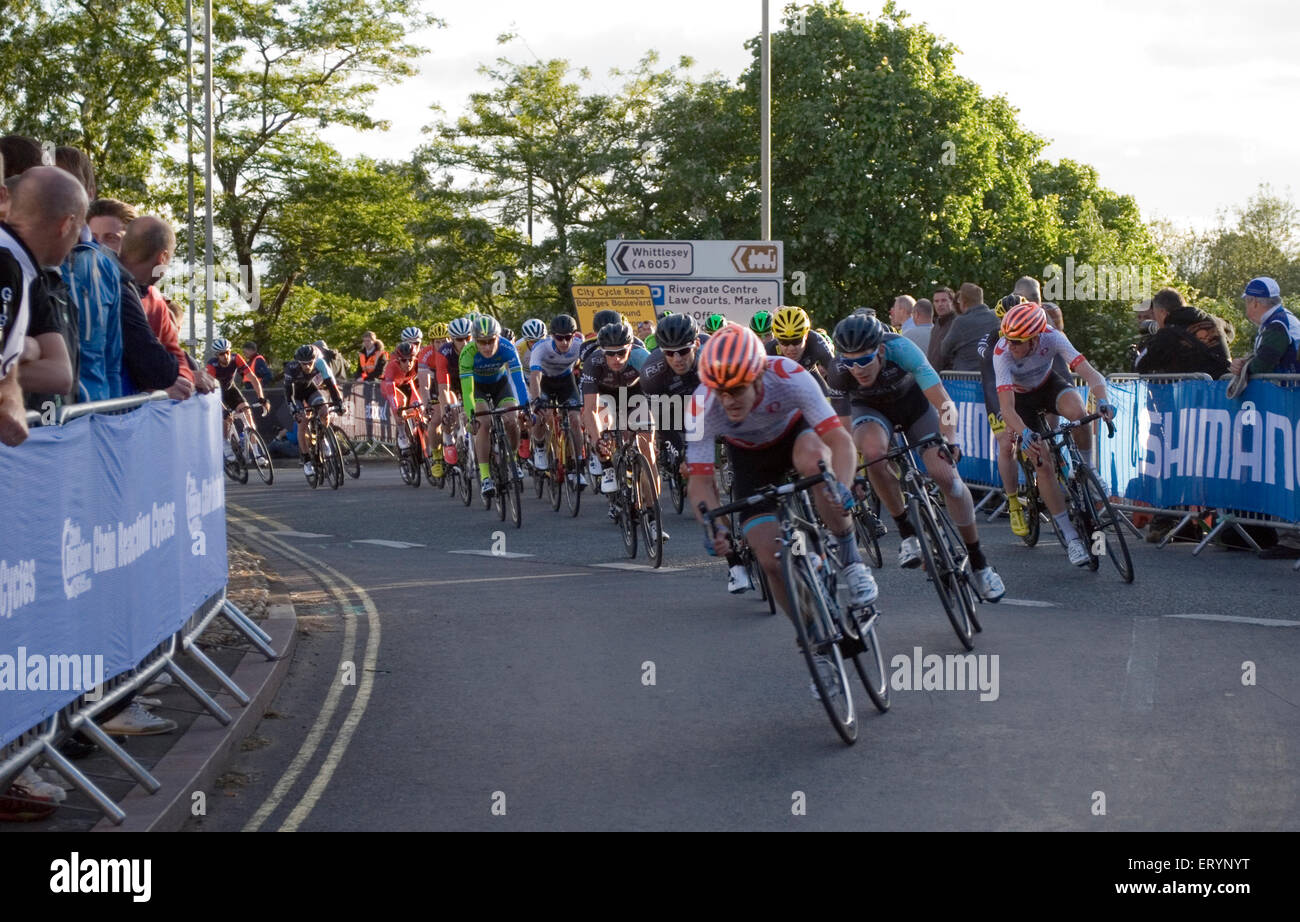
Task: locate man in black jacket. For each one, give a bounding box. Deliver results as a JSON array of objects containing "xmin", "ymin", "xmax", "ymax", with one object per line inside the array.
[
  {"xmin": 1135, "ymin": 288, "xmax": 1231, "ymax": 379},
  {"xmin": 939, "ymin": 282, "xmax": 1001, "ymax": 371}
]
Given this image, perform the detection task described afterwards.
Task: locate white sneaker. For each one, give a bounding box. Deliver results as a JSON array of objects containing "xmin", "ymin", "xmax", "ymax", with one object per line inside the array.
[
  {"xmin": 143, "ymin": 672, "xmax": 173, "ymax": 696},
  {"xmin": 15, "ymin": 765, "xmax": 66, "ymax": 803},
  {"xmin": 481, "ymin": 476, "xmax": 496, "ymax": 498},
  {"xmin": 397, "ymin": 431, "xmax": 409, "ymax": 449},
  {"xmin": 728, "ymin": 564, "xmax": 752, "ymax": 594},
  {"xmin": 100, "ymin": 701, "xmax": 177, "ymax": 736},
  {"xmin": 601, "ymin": 469, "xmax": 616, "ymax": 492},
  {"xmin": 898, "ymin": 535, "xmax": 922, "ymax": 569},
  {"xmin": 1066, "ymin": 538, "xmax": 1090, "ymax": 567},
  {"xmin": 840, "ymin": 562, "xmax": 879, "ymax": 607},
  {"xmin": 588, "ymin": 457, "xmax": 603, "ymax": 478},
  {"xmin": 303, "ymin": 461, "xmax": 315, "ymax": 478},
  {"xmin": 577, "ymin": 472, "xmax": 588, "ymax": 488},
  {"xmin": 534, "ymin": 447, "xmax": 548, "ymax": 471},
  {"xmin": 223, "ymin": 443, "xmax": 236, "ymax": 460},
  {"xmin": 512, "ymin": 461, "xmax": 525, "ymax": 482},
  {"xmin": 973, "ymin": 566, "xmax": 1005, "ymax": 602}
]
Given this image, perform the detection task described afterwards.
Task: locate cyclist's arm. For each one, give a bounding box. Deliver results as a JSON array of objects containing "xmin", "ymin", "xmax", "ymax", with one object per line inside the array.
[
  {"xmin": 582, "ymin": 391, "xmax": 603, "ymax": 444},
  {"xmin": 504, "ymin": 344, "xmax": 529, "ymax": 404},
  {"xmin": 528, "ymin": 368, "xmax": 542, "ymax": 402},
  {"xmin": 922, "ymin": 382, "xmax": 958, "ymax": 444},
  {"xmin": 1072, "ymin": 357, "xmax": 1107, "ymax": 405},
  {"xmin": 458, "ymin": 347, "xmax": 476, "ymax": 411},
  {"xmin": 998, "ymin": 389, "xmax": 1028, "ymax": 440}
]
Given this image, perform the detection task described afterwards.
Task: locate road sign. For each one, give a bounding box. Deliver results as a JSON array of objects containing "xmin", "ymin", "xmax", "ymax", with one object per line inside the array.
[
  {"xmin": 623, "ymin": 278, "xmax": 781, "ymax": 327},
  {"xmin": 570, "ymin": 284, "xmax": 656, "ymax": 332},
  {"xmin": 606, "ymin": 240, "xmax": 782, "ymax": 280}
]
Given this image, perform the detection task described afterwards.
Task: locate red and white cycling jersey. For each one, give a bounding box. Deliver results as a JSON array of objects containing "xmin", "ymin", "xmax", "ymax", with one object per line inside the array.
[
  {"xmin": 992, "ymin": 327, "xmax": 1086, "ymax": 393},
  {"xmin": 685, "ymin": 357, "xmax": 841, "ymax": 474}
]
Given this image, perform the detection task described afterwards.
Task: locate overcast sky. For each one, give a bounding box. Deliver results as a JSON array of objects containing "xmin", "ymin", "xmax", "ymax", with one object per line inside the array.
[{"xmin": 324, "ymin": 0, "xmax": 1299, "ymax": 231}]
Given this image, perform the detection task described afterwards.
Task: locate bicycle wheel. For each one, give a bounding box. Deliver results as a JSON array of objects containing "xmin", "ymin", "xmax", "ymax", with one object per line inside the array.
[
  {"xmin": 911, "ymin": 494, "xmax": 975, "ymax": 651},
  {"xmin": 510, "ymin": 453, "xmax": 523, "ymax": 529},
  {"xmin": 321, "ymin": 426, "xmax": 344, "ymax": 489},
  {"xmin": 1064, "ymin": 474, "xmax": 1099, "ymax": 571},
  {"xmin": 548, "ymin": 432, "xmax": 563, "ymax": 511},
  {"xmin": 562, "ymin": 428, "xmax": 581, "ymax": 517},
  {"xmin": 1022, "ymin": 485, "xmax": 1042, "ymax": 547},
  {"xmin": 332, "ymin": 426, "xmax": 361, "ymax": 479},
  {"xmin": 304, "ymin": 430, "xmax": 321, "ymax": 489},
  {"xmin": 230, "ymin": 433, "xmax": 250, "ymax": 485},
  {"xmin": 935, "ymin": 506, "xmax": 983, "ymax": 635},
  {"xmin": 459, "ymin": 449, "xmax": 476, "ymax": 506},
  {"xmin": 780, "ymin": 536, "xmax": 857, "ymax": 745},
  {"xmin": 1078, "ymin": 465, "xmax": 1135, "ymax": 583},
  {"xmin": 852, "ymin": 506, "xmax": 884, "ymax": 569},
  {"xmin": 490, "ymin": 439, "xmax": 506, "ymax": 521},
  {"xmin": 844, "ymin": 606, "xmax": 890, "ymax": 713},
  {"xmin": 633, "ymin": 452, "xmax": 663, "ymax": 568},
  {"xmin": 743, "ymin": 542, "xmax": 776, "ymax": 614},
  {"xmin": 247, "ymin": 429, "xmax": 275, "ymax": 485},
  {"xmin": 617, "ymin": 454, "xmax": 637, "ymax": 558}
]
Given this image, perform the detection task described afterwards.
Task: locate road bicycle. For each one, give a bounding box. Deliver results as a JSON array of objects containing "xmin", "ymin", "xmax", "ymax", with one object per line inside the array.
[
  {"xmin": 396, "ymin": 403, "xmax": 430, "ymax": 488},
  {"xmin": 476, "ymin": 403, "xmax": 527, "ymax": 529},
  {"xmin": 302, "ymin": 407, "xmax": 344, "ymax": 490},
  {"xmin": 862, "ymin": 431, "xmax": 982, "ymax": 651},
  {"xmin": 222, "ymin": 404, "xmax": 274, "ymax": 486},
  {"xmin": 657, "ymin": 434, "xmax": 687, "ymax": 515},
  {"xmin": 443, "ymin": 406, "xmax": 477, "ymax": 507},
  {"xmin": 537, "ymin": 399, "xmax": 584, "ymax": 517},
  {"xmin": 701, "ymin": 462, "xmax": 889, "ymax": 746},
  {"xmin": 1021, "ymin": 411, "xmax": 1135, "ymax": 583},
  {"xmin": 330, "ymin": 423, "xmax": 361, "ymax": 480},
  {"xmin": 603, "ymin": 428, "xmax": 664, "ymax": 567},
  {"xmin": 849, "ymin": 475, "xmax": 886, "ymax": 568}
]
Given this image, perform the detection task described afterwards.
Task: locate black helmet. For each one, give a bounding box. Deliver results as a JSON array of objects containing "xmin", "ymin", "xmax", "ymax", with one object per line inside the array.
[
  {"xmin": 550, "ymin": 313, "xmax": 577, "ymax": 336},
  {"xmin": 597, "ymin": 320, "xmax": 634, "ymax": 348},
  {"xmin": 655, "ymin": 313, "xmax": 699, "ymax": 351},
  {"xmin": 833, "ymin": 314, "xmax": 885, "ymax": 354},
  {"xmin": 395, "ymin": 341, "xmax": 416, "ymax": 360},
  {"xmin": 592, "ymin": 309, "xmax": 621, "ymax": 332},
  {"xmin": 294, "ymin": 344, "xmax": 318, "ymax": 363}
]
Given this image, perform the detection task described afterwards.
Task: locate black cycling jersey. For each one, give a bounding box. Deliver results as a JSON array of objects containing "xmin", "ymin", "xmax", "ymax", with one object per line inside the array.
[
  {"xmin": 826, "ymin": 332, "xmax": 930, "ymax": 423},
  {"xmin": 765, "ymin": 333, "xmax": 835, "ymax": 395}
]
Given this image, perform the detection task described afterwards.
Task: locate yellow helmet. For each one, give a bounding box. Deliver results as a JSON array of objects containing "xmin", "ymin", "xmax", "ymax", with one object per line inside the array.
[
  {"xmin": 430, "ymin": 321, "xmax": 449, "ymax": 339},
  {"xmin": 772, "ymin": 306, "xmax": 811, "ymax": 340}
]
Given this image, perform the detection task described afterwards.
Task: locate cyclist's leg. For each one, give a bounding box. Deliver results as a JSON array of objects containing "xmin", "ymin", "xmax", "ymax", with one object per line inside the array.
[
  {"xmin": 740, "ymin": 514, "xmax": 788, "ymax": 614},
  {"xmin": 1018, "ymin": 389, "xmax": 1067, "ymax": 516},
  {"xmin": 1055, "ymin": 385, "xmax": 1090, "ymax": 456},
  {"xmin": 855, "ymin": 410, "xmax": 903, "ymax": 517}
]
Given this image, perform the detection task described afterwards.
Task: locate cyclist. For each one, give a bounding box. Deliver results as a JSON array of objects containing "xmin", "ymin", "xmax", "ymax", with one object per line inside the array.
[
  {"xmin": 687, "ymin": 324, "xmax": 878, "ymax": 618},
  {"xmin": 767, "ymin": 306, "xmax": 836, "ymax": 396},
  {"xmin": 637, "ymin": 316, "xmax": 657, "ymax": 351},
  {"xmin": 284, "ymin": 343, "xmax": 345, "ymax": 479},
  {"xmin": 993, "ymin": 302, "xmax": 1114, "ymax": 566},
  {"xmin": 207, "ymin": 338, "xmax": 269, "ymax": 460},
  {"xmin": 382, "ymin": 341, "xmax": 424, "ymax": 461},
  {"xmin": 828, "ymin": 314, "xmax": 1005, "ymax": 601},
  {"xmin": 417, "ymin": 322, "xmax": 451, "ymax": 477},
  {"xmin": 581, "ymin": 320, "xmax": 660, "ymax": 534},
  {"xmin": 459, "ymin": 314, "xmax": 529, "ymax": 498},
  {"xmin": 528, "ymin": 313, "xmax": 586, "ymax": 480},
  {"xmin": 434, "ymin": 317, "xmax": 473, "ymax": 465},
  {"xmin": 579, "ymin": 309, "xmax": 644, "ymax": 364},
  {"xmin": 749, "ymin": 310, "xmax": 775, "ymax": 347}
]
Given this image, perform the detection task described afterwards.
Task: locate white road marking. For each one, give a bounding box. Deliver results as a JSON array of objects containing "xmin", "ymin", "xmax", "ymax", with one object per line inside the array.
[
  {"xmin": 422, "ymin": 573, "xmax": 584, "ymax": 586},
  {"xmin": 1122, "ymin": 617, "xmax": 1160, "ymax": 714},
  {"xmin": 997, "ymin": 598, "xmax": 1060, "ymax": 608},
  {"xmin": 448, "ymin": 549, "xmax": 535, "ymax": 558},
  {"xmin": 270, "ymin": 530, "xmax": 332, "ymax": 538},
  {"xmin": 355, "ymin": 539, "xmax": 425, "ymax": 549},
  {"xmin": 591, "ymin": 562, "xmax": 685, "ymax": 573},
  {"xmin": 1166, "ymin": 613, "xmax": 1300, "ymax": 627}
]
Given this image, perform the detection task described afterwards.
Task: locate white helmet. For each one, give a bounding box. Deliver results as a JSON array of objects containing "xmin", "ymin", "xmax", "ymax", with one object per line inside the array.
[
  {"xmin": 400, "ymin": 325, "xmax": 423, "ymax": 344},
  {"xmin": 521, "ymin": 318, "xmax": 547, "ymax": 341}
]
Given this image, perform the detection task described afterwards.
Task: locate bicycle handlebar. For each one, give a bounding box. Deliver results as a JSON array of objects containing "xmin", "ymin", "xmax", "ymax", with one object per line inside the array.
[
  {"xmin": 1037, "ymin": 410, "xmax": 1115, "ymax": 440},
  {"xmin": 701, "ymin": 461, "xmax": 835, "ymax": 526},
  {"xmin": 473, "ymin": 405, "xmax": 528, "ymax": 418},
  {"xmin": 858, "ymin": 432, "xmax": 954, "ymax": 472}
]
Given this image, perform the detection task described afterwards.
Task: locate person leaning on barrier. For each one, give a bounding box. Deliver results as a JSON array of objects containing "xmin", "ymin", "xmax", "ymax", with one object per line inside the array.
[
  {"xmin": 1231, "ymin": 277, "xmax": 1300, "ymax": 377},
  {"xmin": 242, "ymin": 341, "xmax": 274, "ymax": 387},
  {"xmin": 926, "ymin": 285, "xmax": 957, "ymax": 372},
  {"xmin": 0, "ymin": 149, "xmax": 30, "ymax": 446},
  {"xmin": 119, "ymin": 216, "xmax": 196, "ymax": 401},
  {"xmin": 1135, "ymin": 287, "xmax": 1232, "ymax": 379},
  {"xmin": 903, "ymin": 298, "xmax": 934, "ymax": 353}
]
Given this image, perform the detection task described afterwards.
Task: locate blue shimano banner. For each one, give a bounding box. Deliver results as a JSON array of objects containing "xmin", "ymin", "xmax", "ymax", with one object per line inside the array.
[
  {"xmin": 0, "ymin": 393, "xmax": 227, "ymax": 746},
  {"xmin": 940, "ymin": 375, "xmax": 1000, "ymax": 487},
  {"xmin": 1101, "ymin": 378, "xmax": 1300, "ymax": 520}
]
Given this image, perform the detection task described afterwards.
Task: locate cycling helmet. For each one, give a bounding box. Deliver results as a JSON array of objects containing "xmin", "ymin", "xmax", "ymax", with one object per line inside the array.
[
  {"xmin": 749, "ymin": 310, "xmax": 773, "ymax": 335},
  {"xmin": 1000, "ymin": 302, "xmax": 1048, "ymax": 341},
  {"xmin": 655, "ymin": 313, "xmax": 700, "ymax": 351},
  {"xmin": 522, "ymin": 318, "xmax": 547, "ymax": 341},
  {"xmin": 211, "ymin": 338, "xmax": 231, "ymax": 354},
  {"xmin": 448, "ymin": 317, "xmax": 472, "ymax": 339},
  {"xmin": 597, "ymin": 320, "xmax": 634, "ymax": 349},
  {"xmin": 997, "ymin": 293, "xmax": 1027, "ymax": 317},
  {"xmin": 772, "ymin": 306, "xmax": 811, "ymax": 339},
  {"xmin": 698, "ymin": 325, "xmax": 767, "ymax": 391},
  {"xmin": 473, "ymin": 314, "xmax": 501, "ymax": 339},
  {"xmin": 591, "ymin": 309, "xmax": 621, "ymax": 333},
  {"xmin": 430, "ymin": 321, "xmax": 449, "ymax": 339},
  {"xmin": 833, "ymin": 313, "xmax": 885, "ymax": 354},
  {"xmin": 704, "ymin": 313, "xmax": 727, "ymax": 334},
  {"xmin": 400, "ymin": 325, "xmax": 423, "ymax": 343},
  {"xmin": 550, "ymin": 313, "xmax": 577, "ymax": 336},
  {"xmin": 294, "ymin": 344, "xmax": 318, "ymax": 363},
  {"xmin": 395, "ymin": 341, "xmax": 417, "ymax": 360},
  {"xmin": 501, "ymin": 327, "xmax": 516, "ymax": 341}
]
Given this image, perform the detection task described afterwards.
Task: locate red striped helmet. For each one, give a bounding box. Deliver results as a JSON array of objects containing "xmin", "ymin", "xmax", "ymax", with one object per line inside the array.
[
  {"xmin": 698, "ymin": 324, "xmax": 767, "ymax": 391},
  {"xmin": 1000, "ymin": 303, "xmax": 1048, "ymax": 341}
]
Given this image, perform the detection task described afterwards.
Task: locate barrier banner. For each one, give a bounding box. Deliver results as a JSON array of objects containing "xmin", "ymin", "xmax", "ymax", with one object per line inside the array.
[
  {"xmin": 0, "ymin": 394, "xmax": 228, "ymax": 746},
  {"xmin": 337, "ymin": 381, "xmax": 394, "ymax": 444},
  {"xmin": 938, "ymin": 375, "xmax": 1000, "ymax": 488},
  {"xmin": 1101, "ymin": 378, "xmax": 1300, "ymax": 521}
]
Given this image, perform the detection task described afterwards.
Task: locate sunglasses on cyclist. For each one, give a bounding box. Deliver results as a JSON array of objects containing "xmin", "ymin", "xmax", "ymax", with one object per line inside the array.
[
  {"xmin": 777, "ymin": 337, "xmax": 804, "ymax": 347},
  {"xmin": 603, "ymin": 347, "xmax": 630, "ymax": 358},
  {"xmin": 662, "ymin": 346, "xmax": 693, "ymax": 358},
  {"xmin": 839, "ymin": 352, "xmax": 877, "ymax": 368},
  {"xmin": 452, "ymin": 336, "xmax": 469, "ymax": 344},
  {"xmin": 553, "ymin": 334, "xmax": 574, "ymax": 342},
  {"xmin": 715, "ymin": 383, "xmax": 751, "ymax": 398},
  {"xmin": 475, "ymin": 337, "xmax": 497, "ymax": 345}
]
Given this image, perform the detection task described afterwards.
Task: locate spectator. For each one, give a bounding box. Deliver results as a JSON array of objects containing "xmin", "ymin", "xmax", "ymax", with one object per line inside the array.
[
  {"xmin": 355, "ymin": 331, "xmax": 386, "ymax": 382},
  {"xmin": 118, "ymin": 216, "xmax": 194, "ymax": 401},
  {"xmin": 86, "ymin": 198, "xmax": 137, "ymax": 255},
  {"xmin": 1135, "ymin": 287, "xmax": 1232, "ymax": 378},
  {"xmin": 904, "ymin": 298, "xmax": 933, "ymax": 353},
  {"xmin": 54, "ymin": 147, "xmax": 96, "ymax": 200},
  {"xmin": 1230, "ymin": 277, "xmax": 1300, "ymax": 377},
  {"xmin": 1012, "ymin": 275, "xmax": 1042, "ymax": 303},
  {"xmin": 0, "ymin": 135, "xmax": 46, "ymax": 179},
  {"xmin": 242, "ymin": 341, "xmax": 274, "ymax": 387},
  {"xmin": 926, "ymin": 285, "xmax": 956, "ymax": 372},
  {"xmin": 314, "ymin": 339, "xmax": 349, "ymax": 383},
  {"xmin": 64, "ymin": 184, "xmax": 128, "ymax": 403},
  {"xmin": 889, "ymin": 294, "xmax": 916, "ymax": 332},
  {"xmin": 1042, "ymin": 301, "xmax": 1064, "ymax": 332},
  {"xmin": 0, "ymin": 150, "xmax": 29, "ymax": 446},
  {"xmin": 940, "ymin": 282, "xmax": 1000, "ymax": 371},
  {"xmin": 1, "ymin": 166, "xmax": 82, "ymax": 402}
]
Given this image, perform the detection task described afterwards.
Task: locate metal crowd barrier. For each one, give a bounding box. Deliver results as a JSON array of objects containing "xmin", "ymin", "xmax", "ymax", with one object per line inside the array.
[{"xmin": 0, "ymin": 393, "xmax": 279, "ymax": 824}]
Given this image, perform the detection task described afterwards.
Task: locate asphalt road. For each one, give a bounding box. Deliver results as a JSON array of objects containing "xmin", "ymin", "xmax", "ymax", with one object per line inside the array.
[{"xmin": 186, "ymin": 460, "xmax": 1300, "ymax": 831}]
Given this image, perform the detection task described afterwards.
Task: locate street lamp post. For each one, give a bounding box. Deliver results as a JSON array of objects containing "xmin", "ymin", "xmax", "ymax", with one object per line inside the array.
[{"xmin": 761, "ymin": 0, "xmax": 771, "ymax": 242}]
